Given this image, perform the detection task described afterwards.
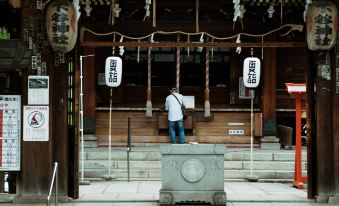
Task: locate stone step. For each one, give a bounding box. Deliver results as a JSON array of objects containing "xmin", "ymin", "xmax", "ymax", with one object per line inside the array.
[
  {"xmin": 82, "ymin": 169, "xmax": 307, "ymax": 180},
  {"xmin": 225, "ymin": 151, "xmax": 306, "ymax": 161},
  {"xmin": 80, "ymin": 150, "xmax": 305, "ymax": 162},
  {"xmin": 83, "ymin": 134, "xmax": 97, "ymax": 141},
  {"xmin": 81, "ymin": 151, "xmax": 162, "ymax": 161},
  {"xmin": 83, "ymin": 141, "xmax": 98, "ymax": 148},
  {"xmin": 80, "ymin": 160, "xmax": 307, "ymax": 171},
  {"xmin": 80, "ymin": 135, "xmax": 98, "ymax": 148},
  {"xmin": 78, "ymin": 145, "xmax": 307, "ymax": 180}
]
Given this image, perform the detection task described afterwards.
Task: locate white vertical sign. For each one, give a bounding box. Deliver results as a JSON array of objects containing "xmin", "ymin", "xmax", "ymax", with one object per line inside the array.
[
  {"xmin": 23, "ymin": 106, "xmax": 49, "ymax": 141},
  {"xmin": 243, "ymin": 57, "xmax": 261, "ymax": 88},
  {"xmin": 105, "ymin": 56, "xmax": 122, "ymax": 87},
  {"xmin": 0, "ymin": 95, "xmax": 21, "ymax": 171}
]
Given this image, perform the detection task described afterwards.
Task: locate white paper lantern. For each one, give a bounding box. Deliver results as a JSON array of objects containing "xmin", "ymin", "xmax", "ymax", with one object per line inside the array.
[
  {"xmin": 243, "ymin": 57, "xmax": 261, "ymax": 88},
  {"xmin": 306, "ymin": 1, "xmax": 337, "ymax": 51},
  {"xmin": 46, "ymin": 0, "xmax": 78, "ymax": 53},
  {"xmin": 105, "ymin": 57, "xmax": 122, "ymax": 87}
]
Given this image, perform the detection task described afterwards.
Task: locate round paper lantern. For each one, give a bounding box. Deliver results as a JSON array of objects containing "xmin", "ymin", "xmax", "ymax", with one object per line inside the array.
[
  {"xmin": 46, "ymin": 0, "xmax": 78, "ymax": 53},
  {"xmin": 306, "ymin": 1, "xmax": 337, "ymax": 51}
]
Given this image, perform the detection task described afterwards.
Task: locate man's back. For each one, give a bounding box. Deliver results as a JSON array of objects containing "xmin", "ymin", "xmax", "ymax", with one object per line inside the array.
[{"xmin": 165, "ymin": 92, "xmax": 184, "ymax": 121}]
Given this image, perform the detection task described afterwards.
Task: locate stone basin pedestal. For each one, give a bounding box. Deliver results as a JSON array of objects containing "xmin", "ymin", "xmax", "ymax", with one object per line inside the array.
[{"xmin": 159, "ymin": 144, "xmax": 226, "ymax": 205}]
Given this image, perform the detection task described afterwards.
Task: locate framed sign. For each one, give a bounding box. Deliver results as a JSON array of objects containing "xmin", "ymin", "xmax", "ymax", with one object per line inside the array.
[
  {"xmin": 28, "ymin": 76, "xmax": 49, "ymax": 105},
  {"xmin": 0, "ymin": 95, "xmax": 21, "ymax": 171},
  {"xmin": 23, "ymin": 106, "xmax": 49, "ymax": 141},
  {"xmin": 239, "ymin": 77, "xmax": 254, "ymax": 99},
  {"xmin": 105, "ymin": 56, "xmax": 122, "ymax": 87},
  {"xmin": 183, "ymin": 96, "xmax": 195, "ymax": 109}
]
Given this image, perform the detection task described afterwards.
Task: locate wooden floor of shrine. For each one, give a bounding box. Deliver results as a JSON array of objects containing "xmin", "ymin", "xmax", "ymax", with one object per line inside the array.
[{"xmin": 94, "ymin": 106, "xmax": 263, "ymax": 145}]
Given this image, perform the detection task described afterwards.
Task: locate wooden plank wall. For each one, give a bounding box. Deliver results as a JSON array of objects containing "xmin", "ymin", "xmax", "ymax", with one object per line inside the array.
[
  {"xmin": 95, "ymin": 111, "xmax": 262, "ymax": 145},
  {"xmin": 276, "ymin": 48, "xmax": 307, "ymax": 109}
]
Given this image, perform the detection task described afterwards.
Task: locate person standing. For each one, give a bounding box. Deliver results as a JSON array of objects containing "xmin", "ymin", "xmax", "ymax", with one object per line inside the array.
[{"xmin": 165, "ymin": 88, "xmax": 185, "ymax": 144}]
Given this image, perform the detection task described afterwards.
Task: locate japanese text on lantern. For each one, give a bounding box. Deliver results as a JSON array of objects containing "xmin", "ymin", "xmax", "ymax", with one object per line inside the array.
[
  {"xmin": 314, "ymin": 8, "xmax": 333, "ymax": 47},
  {"xmin": 247, "ymin": 60, "xmax": 257, "ymax": 85},
  {"xmin": 108, "ymin": 59, "xmax": 118, "ymax": 84},
  {"xmin": 51, "ymin": 4, "xmax": 69, "ymax": 44}
]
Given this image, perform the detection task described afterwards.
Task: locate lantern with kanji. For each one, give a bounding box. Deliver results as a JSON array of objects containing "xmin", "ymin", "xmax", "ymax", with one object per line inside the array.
[
  {"xmin": 243, "ymin": 57, "xmax": 261, "ymax": 88},
  {"xmin": 46, "ymin": 0, "xmax": 78, "ymax": 53},
  {"xmin": 306, "ymin": 1, "xmax": 337, "ymax": 51}
]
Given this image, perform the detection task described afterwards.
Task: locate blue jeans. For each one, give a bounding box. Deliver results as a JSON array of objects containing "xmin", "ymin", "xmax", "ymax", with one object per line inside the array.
[{"xmin": 168, "ymin": 120, "xmax": 185, "ymax": 144}]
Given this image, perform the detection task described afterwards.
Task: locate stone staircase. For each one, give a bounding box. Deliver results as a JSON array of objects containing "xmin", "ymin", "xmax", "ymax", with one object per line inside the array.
[{"xmin": 79, "ymin": 143, "xmax": 307, "ymax": 181}]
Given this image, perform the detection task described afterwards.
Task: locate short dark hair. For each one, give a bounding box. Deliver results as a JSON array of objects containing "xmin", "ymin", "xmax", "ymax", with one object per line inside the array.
[{"xmin": 170, "ymin": 87, "xmax": 177, "ymax": 92}]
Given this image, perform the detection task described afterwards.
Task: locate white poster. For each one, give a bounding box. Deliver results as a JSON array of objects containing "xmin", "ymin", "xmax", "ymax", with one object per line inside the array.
[
  {"xmin": 183, "ymin": 96, "xmax": 195, "ymax": 109},
  {"xmin": 28, "ymin": 76, "xmax": 49, "ymax": 105},
  {"xmin": 23, "ymin": 106, "xmax": 49, "ymax": 141},
  {"xmin": 0, "ymin": 95, "xmax": 21, "ymax": 171}
]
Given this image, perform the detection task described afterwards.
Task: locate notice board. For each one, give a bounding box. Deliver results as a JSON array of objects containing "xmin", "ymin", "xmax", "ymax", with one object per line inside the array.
[{"xmin": 0, "ymin": 95, "xmax": 21, "ymax": 171}]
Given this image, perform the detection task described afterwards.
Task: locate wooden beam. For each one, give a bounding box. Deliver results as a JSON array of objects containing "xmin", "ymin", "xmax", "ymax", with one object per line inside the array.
[
  {"xmin": 81, "ymin": 21, "xmax": 300, "ymax": 37},
  {"xmin": 80, "ymin": 41, "xmax": 305, "ymax": 48}
]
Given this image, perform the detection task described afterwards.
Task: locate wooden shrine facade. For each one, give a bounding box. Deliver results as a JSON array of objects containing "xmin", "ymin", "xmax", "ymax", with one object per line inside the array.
[{"xmin": 1, "ymin": 0, "xmax": 339, "ymax": 204}]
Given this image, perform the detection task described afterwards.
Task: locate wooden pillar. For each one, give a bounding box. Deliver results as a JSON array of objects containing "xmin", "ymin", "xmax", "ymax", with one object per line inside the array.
[
  {"xmin": 204, "ymin": 47, "xmax": 211, "ymax": 117},
  {"xmin": 331, "ymin": 2, "xmax": 339, "ymax": 202},
  {"xmin": 176, "ymin": 35, "xmax": 180, "ymax": 90},
  {"xmin": 82, "ymin": 47, "xmax": 96, "ymax": 133},
  {"xmin": 15, "ymin": 53, "xmax": 69, "ymax": 202},
  {"xmin": 306, "ymin": 49, "xmax": 317, "ymax": 199},
  {"xmin": 331, "ymin": 28, "xmax": 339, "ymax": 202},
  {"xmin": 50, "ymin": 52, "xmax": 69, "ymax": 200},
  {"xmin": 315, "ymin": 51, "xmax": 333, "ymax": 200},
  {"xmin": 261, "ymin": 46, "xmax": 280, "ymax": 149},
  {"xmin": 146, "ymin": 47, "xmax": 152, "ymax": 117},
  {"xmin": 262, "ymin": 47, "xmax": 277, "ymax": 136}
]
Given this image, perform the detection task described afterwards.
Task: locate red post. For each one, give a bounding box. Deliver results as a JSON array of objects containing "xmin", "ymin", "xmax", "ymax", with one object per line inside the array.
[
  {"xmin": 293, "ymin": 93, "xmax": 304, "ymax": 189},
  {"xmin": 285, "ymin": 83, "xmax": 308, "ymax": 189}
]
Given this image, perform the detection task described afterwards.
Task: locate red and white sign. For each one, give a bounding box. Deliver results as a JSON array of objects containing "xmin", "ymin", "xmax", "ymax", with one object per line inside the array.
[
  {"xmin": 23, "ymin": 106, "xmax": 49, "ymax": 141},
  {"xmin": 286, "ymin": 83, "xmax": 306, "ymax": 93},
  {"xmin": 105, "ymin": 56, "xmax": 122, "ymax": 87},
  {"xmin": 0, "ymin": 95, "xmax": 21, "ymax": 171},
  {"xmin": 243, "ymin": 57, "xmax": 261, "ymax": 88}
]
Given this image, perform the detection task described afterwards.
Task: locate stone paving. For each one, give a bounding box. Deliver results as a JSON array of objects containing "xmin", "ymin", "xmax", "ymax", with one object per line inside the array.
[
  {"xmin": 0, "ymin": 179, "xmax": 332, "ymax": 206},
  {"xmin": 46, "ymin": 180, "xmax": 328, "ymax": 206}
]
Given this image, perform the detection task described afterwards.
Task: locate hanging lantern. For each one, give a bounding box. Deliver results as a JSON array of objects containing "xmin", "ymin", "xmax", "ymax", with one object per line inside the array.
[
  {"xmin": 46, "ymin": 0, "xmax": 78, "ymax": 53},
  {"xmin": 306, "ymin": 1, "xmax": 337, "ymax": 51},
  {"xmin": 243, "ymin": 57, "xmax": 261, "ymax": 88},
  {"xmin": 9, "ymin": 0, "xmax": 21, "ymax": 8}
]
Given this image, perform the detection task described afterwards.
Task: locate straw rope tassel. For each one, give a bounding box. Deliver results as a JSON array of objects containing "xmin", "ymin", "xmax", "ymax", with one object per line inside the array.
[
  {"xmin": 196, "ymin": 0, "xmax": 199, "ymax": 33},
  {"xmin": 204, "ymin": 47, "xmax": 211, "ymax": 117},
  {"xmin": 109, "ymin": 0, "xmax": 116, "ymax": 25},
  {"xmin": 137, "ymin": 40, "xmax": 140, "ymax": 63},
  {"xmin": 176, "ymin": 35, "xmax": 180, "ymax": 91},
  {"xmin": 146, "ymin": 47, "xmax": 152, "ymax": 117},
  {"xmin": 153, "ymin": 0, "xmax": 156, "ymax": 27}
]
